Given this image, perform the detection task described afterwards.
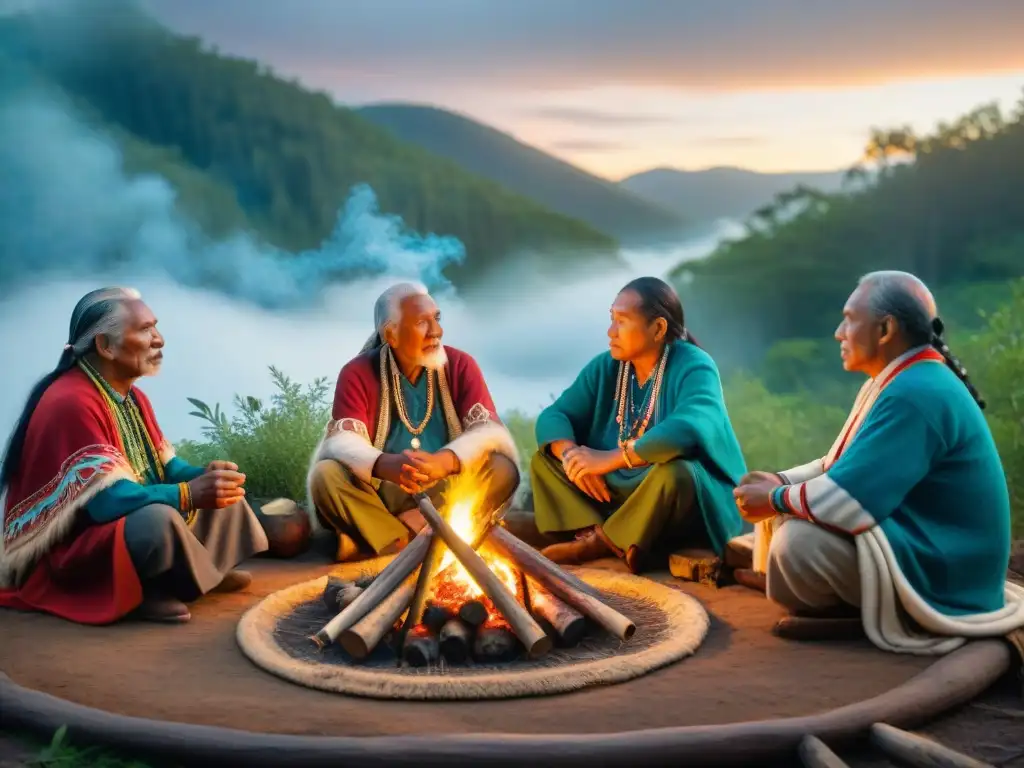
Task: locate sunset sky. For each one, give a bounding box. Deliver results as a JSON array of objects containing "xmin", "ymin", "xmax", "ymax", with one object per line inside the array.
[{"xmin": 139, "ymin": 0, "xmax": 1024, "ymax": 179}]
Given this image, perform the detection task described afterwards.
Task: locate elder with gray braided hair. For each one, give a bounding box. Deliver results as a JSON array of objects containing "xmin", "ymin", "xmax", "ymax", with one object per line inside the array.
[
  {"xmin": 0, "ymin": 287, "xmax": 268, "ymax": 625},
  {"xmin": 733, "ymin": 270, "xmax": 1024, "ymax": 653}
]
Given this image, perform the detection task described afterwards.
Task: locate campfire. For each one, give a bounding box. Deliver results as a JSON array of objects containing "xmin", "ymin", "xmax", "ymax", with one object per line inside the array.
[{"xmin": 310, "ymin": 470, "xmax": 636, "ymax": 667}]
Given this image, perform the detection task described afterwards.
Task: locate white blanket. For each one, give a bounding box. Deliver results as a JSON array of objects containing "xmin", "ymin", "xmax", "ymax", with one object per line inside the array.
[{"xmin": 857, "ymin": 526, "xmax": 1024, "ymax": 655}]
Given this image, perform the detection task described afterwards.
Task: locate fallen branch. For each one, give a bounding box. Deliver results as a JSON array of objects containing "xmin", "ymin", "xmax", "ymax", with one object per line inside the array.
[
  {"xmin": 870, "ymin": 723, "xmax": 994, "ymax": 768},
  {"xmin": 797, "ymin": 735, "xmax": 850, "ymax": 768}
]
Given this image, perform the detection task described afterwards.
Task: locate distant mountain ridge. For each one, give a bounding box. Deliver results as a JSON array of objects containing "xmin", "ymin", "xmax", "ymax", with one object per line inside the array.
[
  {"xmin": 356, "ymin": 103, "xmax": 688, "ymax": 245},
  {"xmin": 620, "ymin": 166, "xmax": 847, "ymax": 225}
]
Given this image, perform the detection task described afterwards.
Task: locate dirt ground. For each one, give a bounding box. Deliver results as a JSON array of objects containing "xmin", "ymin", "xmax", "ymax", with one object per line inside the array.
[{"xmin": 1, "ymin": 534, "xmax": 1021, "ymax": 765}]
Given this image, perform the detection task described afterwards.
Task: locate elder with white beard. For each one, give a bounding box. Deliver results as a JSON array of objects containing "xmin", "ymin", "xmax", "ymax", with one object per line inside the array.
[{"xmin": 307, "ymin": 282, "xmax": 519, "ymax": 563}]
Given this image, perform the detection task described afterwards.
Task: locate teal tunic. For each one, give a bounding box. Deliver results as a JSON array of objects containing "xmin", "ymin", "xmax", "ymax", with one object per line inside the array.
[
  {"xmin": 775, "ymin": 362, "xmax": 1011, "ymax": 616},
  {"xmin": 535, "ymin": 340, "xmax": 749, "ymax": 555},
  {"xmin": 383, "ymin": 369, "xmax": 449, "ymax": 454}
]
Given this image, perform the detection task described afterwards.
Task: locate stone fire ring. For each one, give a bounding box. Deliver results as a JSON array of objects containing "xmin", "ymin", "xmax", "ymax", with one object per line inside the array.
[
  {"xmin": 0, "ymin": 642, "xmax": 1012, "ymax": 767},
  {"xmin": 236, "ymin": 566, "xmax": 710, "ymax": 700}
]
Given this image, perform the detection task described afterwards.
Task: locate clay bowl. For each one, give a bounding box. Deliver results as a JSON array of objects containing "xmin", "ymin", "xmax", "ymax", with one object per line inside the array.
[{"xmin": 254, "ymin": 498, "xmax": 313, "ymax": 559}]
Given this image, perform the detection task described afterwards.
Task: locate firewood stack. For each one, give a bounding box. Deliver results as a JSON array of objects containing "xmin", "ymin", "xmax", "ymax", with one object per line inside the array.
[{"xmin": 309, "ymin": 495, "xmax": 636, "ymax": 667}]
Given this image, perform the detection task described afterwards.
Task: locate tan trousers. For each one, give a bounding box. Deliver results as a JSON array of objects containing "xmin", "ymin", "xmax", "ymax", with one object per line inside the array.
[
  {"xmin": 765, "ymin": 517, "xmax": 862, "ymax": 613},
  {"xmin": 310, "ymin": 452, "xmax": 519, "ymax": 555}
]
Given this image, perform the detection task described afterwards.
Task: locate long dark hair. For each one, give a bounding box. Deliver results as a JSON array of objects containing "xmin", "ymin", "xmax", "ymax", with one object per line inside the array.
[
  {"xmin": 619, "ymin": 276, "xmax": 699, "ymax": 347},
  {"xmin": 0, "ymin": 287, "xmax": 139, "ymax": 492},
  {"xmin": 860, "ymin": 271, "xmax": 985, "ymax": 409}
]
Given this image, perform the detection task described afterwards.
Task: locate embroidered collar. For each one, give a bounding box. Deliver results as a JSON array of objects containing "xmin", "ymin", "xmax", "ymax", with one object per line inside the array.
[{"xmin": 872, "ymin": 345, "xmax": 934, "ymax": 385}]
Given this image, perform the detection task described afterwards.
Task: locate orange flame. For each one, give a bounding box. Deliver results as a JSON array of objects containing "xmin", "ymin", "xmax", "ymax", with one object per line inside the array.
[{"xmin": 430, "ymin": 469, "xmax": 520, "ymax": 605}]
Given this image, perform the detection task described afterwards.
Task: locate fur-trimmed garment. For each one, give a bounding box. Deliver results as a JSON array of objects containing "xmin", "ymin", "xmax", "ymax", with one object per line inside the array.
[
  {"xmin": 0, "ymin": 367, "xmax": 178, "ymax": 622},
  {"xmin": 760, "ymin": 346, "xmax": 1024, "ymax": 654},
  {"xmin": 309, "ymin": 345, "xmax": 518, "ymax": 492}
]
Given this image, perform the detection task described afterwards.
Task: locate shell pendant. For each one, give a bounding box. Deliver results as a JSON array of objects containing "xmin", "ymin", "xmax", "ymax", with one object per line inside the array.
[{"xmin": 410, "ymin": 437, "xmax": 421, "ymax": 450}]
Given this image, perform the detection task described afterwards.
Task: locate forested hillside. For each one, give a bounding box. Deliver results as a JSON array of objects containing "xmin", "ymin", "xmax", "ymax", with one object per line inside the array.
[
  {"xmin": 0, "ymin": 5, "xmax": 618, "ymax": 284},
  {"xmin": 672, "ymin": 94, "xmax": 1024, "ymax": 373},
  {"xmin": 357, "ymin": 103, "xmax": 687, "ymax": 244},
  {"xmin": 620, "ymin": 166, "xmax": 846, "ymax": 226}
]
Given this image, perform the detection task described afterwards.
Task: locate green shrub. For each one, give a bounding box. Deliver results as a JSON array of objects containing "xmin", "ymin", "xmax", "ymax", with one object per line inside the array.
[
  {"xmin": 954, "ymin": 279, "xmax": 1023, "ymax": 533},
  {"xmin": 176, "ymin": 366, "xmax": 330, "ymax": 502}
]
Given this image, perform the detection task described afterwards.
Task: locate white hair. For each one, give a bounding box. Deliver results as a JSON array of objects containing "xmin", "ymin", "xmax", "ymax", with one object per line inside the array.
[
  {"xmin": 359, "ymin": 281, "xmax": 430, "ymax": 353},
  {"xmin": 858, "ymin": 270, "xmax": 936, "ymax": 317},
  {"xmin": 66, "ymin": 286, "xmax": 142, "ymax": 357}
]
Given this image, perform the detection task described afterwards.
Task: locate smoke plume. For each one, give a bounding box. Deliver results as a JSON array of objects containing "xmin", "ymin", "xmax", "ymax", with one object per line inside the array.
[{"xmin": 0, "ymin": 86, "xmax": 466, "ymax": 309}]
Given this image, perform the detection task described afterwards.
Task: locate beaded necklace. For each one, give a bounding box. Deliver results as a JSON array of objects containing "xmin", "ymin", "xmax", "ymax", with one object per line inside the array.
[
  {"xmin": 384, "ymin": 345, "xmax": 436, "ymax": 450},
  {"xmin": 614, "ymin": 344, "xmax": 670, "ymax": 448},
  {"xmin": 78, "ymin": 359, "xmax": 165, "ymax": 484}
]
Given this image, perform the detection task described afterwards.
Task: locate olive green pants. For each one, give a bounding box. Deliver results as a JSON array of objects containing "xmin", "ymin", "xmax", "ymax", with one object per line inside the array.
[
  {"xmin": 530, "ymin": 450, "xmax": 708, "ymax": 556},
  {"xmin": 310, "ymin": 452, "xmax": 520, "ymax": 555}
]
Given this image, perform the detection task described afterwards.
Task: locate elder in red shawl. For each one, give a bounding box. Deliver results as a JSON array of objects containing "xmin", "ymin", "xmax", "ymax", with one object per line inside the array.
[
  {"xmin": 0, "ymin": 287, "xmax": 267, "ymax": 625},
  {"xmin": 308, "ymin": 283, "xmax": 520, "ymax": 561}
]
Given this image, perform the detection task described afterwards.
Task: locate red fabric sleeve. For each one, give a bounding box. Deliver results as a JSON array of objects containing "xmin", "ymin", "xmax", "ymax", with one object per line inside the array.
[
  {"xmin": 449, "ymin": 348, "xmax": 502, "ymax": 425},
  {"xmin": 329, "ymin": 354, "xmax": 380, "ymax": 441}
]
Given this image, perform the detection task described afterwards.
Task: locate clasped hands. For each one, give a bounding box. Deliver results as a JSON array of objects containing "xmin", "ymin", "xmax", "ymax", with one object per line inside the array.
[
  {"xmin": 375, "ymin": 449, "xmax": 458, "ymax": 496},
  {"xmin": 187, "ymin": 460, "xmax": 247, "ymax": 510},
  {"xmin": 733, "ymin": 470, "xmax": 783, "ymax": 523},
  {"xmin": 559, "ymin": 444, "xmax": 624, "ymax": 504}
]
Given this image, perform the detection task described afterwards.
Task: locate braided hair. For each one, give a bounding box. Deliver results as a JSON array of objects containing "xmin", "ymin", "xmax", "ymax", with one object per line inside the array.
[
  {"xmin": 0, "ymin": 287, "xmax": 140, "ymax": 492},
  {"xmin": 620, "ymin": 276, "xmax": 701, "ymax": 348},
  {"xmin": 858, "ymin": 271, "xmax": 985, "ymax": 410},
  {"xmin": 929, "ymin": 316, "xmax": 985, "ymax": 409}
]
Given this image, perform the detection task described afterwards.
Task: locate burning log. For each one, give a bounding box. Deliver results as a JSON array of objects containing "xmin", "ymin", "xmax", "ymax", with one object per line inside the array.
[
  {"xmin": 490, "ymin": 526, "xmax": 604, "ymax": 598},
  {"xmin": 338, "ymin": 574, "xmax": 418, "ymax": 660},
  {"xmin": 473, "ymin": 615, "xmax": 518, "ymax": 661},
  {"xmin": 438, "ymin": 618, "xmax": 473, "ymax": 663},
  {"xmin": 415, "ymin": 494, "xmax": 553, "ymax": 659},
  {"xmin": 321, "ymin": 576, "xmax": 364, "ymax": 613},
  {"xmin": 422, "ymin": 603, "xmax": 456, "ymax": 633},
  {"xmin": 489, "ymin": 527, "xmax": 635, "ymax": 642},
  {"xmin": 402, "ymin": 624, "xmax": 440, "ymax": 667},
  {"xmin": 458, "ymin": 600, "xmax": 489, "ymax": 627},
  {"xmin": 528, "ymin": 578, "xmax": 586, "ymax": 647},
  {"xmin": 403, "ymin": 536, "xmax": 445, "ymax": 629},
  {"xmin": 311, "ymin": 528, "xmax": 433, "ymax": 649}
]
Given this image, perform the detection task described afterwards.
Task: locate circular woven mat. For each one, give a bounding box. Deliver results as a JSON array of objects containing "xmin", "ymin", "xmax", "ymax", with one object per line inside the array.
[{"xmin": 236, "ymin": 563, "xmax": 709, "ymax": 700}]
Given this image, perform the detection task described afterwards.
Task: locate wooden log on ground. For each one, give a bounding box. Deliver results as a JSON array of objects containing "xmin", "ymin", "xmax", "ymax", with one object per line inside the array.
[
  {"xmin": 322, "ymin": 576, "xmax": 363, "ymax": 613},
  {"xmin": 798, "ymin": 735, "xmax": 850, "ymax": 768},
  {"xmin": 473, "ymin": 615, "xmax": 518, "ymax": 661},
  {"xmin": 338, "ymin": 574, "xmax": 418, "ymax": 660},
  {"xmin": 528, "ymin": 578, "xmax": 586, "ymax": 647},
  {"xmin": 490, "ymin": 528, "xmax": 635, "ymax": 641},
  {"xmin": 458, "ymin": 599, "xmax": 489, "ymax": 627},
  {"xmin": 422, "ymin": 603, "xmax": 455, "ymax": 634},
  {"xmin": 870, "ymin": 723, "xmax": 994, "ymax": 768},
  {"xmin": 489, "ymin": 525, "xmax": 603, "ymax": 598},
  {"xmin": 311, "ymin": 528, "xmax": 433, "ymax": 649},
  {"xmin": 416, "ymin": 495, "xmax": 553, "ymax": 659},
  {"xmin": 402, "ymin": 624, "xmax": 440, "ymax": 668},
  {"xmin": 438, "ymin": 618, "xmax": 473, "ymax": 663}
]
